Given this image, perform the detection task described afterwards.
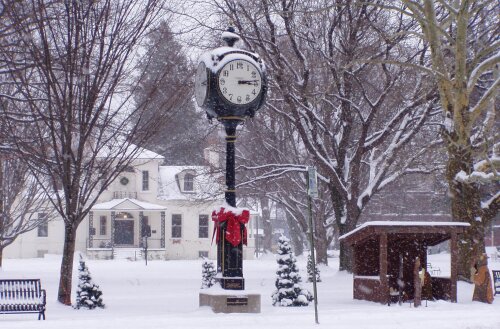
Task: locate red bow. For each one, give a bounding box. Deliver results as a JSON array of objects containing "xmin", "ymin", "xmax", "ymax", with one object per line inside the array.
[{"xmin": 211, "ymin": 207, "xmax": 250, "ymax": 247}]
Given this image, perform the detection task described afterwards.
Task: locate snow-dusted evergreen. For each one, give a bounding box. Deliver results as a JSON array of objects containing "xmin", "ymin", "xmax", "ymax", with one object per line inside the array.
[
  {"xmin": 307, "ymin": 254, "xmax": 321, "ymax": 283},
  {"xmin": 272, "ymin": 236, "xmax": 312, "ymax": 306},
  {"xmin": 75, "ymin": 257, "xmax": 104, "ymax": 309},
  {"xmin": 200, "ymin": 259, "xmax": 217, "ymax": 289}
]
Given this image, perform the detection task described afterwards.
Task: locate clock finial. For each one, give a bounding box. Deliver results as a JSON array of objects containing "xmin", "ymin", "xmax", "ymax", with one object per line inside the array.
[{"xmin": 222, "ymin": 27, "xmax": 240, "ymax": 47}]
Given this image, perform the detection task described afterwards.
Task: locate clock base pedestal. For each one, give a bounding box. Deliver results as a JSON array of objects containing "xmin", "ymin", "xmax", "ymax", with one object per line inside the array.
[
  {"xmin": 219, "ymin": 277, "xmax": 244, "ymax": 290},
  {"xmin": 199, "ymin": 291, "xmax": 261, "ymax": 313}
]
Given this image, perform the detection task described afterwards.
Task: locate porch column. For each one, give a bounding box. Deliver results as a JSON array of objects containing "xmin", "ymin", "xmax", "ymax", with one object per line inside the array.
[
  {"xmin": 139, "ymin": 211, "xmax": 144, "ymax": 247},
  {"xmin": 89, "ymin": 211, "xmax": 94, "ymax": 248},
  {"xmin": 379, "ymin": 232, "xmax": 388, "ymax": 304},
  {"xmin": 160, "ymin": 211, "xmax": 165, "ymax": 248},
  {"xmin": 450, "ymin": 231, "xmax": 458, "ymax": 303},
  {"xmin": 111, "ymin": 211, "xmax": 116, "ymax": 247}
]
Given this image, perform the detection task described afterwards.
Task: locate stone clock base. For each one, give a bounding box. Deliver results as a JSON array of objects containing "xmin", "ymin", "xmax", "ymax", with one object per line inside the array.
[
  {"xmin": 199, "ymin": 291, "xmax": 261, "ymax": 313},
  {"xmin": 220, "ymin": 277, "xmax": 244, "ymax": 290}
]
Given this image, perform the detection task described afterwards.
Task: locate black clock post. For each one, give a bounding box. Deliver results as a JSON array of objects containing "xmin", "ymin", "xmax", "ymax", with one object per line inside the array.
[
  {"xmin": 216, "ymin": 117, "xmax": 243, "ymax": 290},
  {"xmin": 195, "ymin": 28, "xmax": 267, "ymax": 292}
]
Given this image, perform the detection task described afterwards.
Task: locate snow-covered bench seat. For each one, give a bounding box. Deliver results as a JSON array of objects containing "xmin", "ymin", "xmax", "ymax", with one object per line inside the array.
[{"xmin": 0, "ymin": 279, "xmax": 46, "ymax": 320}]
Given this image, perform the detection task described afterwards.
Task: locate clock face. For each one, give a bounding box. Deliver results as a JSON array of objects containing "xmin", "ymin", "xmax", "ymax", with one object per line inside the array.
[
  {"xmin": 217, "ymin": 59, "xmax": 262, "ymax": 105},
  {"xmin": 195, "ymin": 61, "xmax": 208, "ymax": 107}
]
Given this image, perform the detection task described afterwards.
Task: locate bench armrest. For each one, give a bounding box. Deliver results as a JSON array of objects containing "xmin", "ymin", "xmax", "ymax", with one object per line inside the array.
[{"xmin": 40, "ymin": 289, "xmax": 47, "ymax": 305}]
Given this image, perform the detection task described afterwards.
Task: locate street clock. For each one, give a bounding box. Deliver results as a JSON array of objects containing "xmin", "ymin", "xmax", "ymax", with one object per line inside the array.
[
  {"xmin": 195, "ymin": 28, "xmax": 267, "ymax": 121},
  {"xmin": 195, "ymin": 27, "xmax": 268, "ymax": 292}
]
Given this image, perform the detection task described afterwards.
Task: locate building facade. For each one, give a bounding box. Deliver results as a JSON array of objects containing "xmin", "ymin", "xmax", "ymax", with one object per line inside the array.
[{"xmin": 4, "ymin": 149, "xmax": 257, "ymax": 261}]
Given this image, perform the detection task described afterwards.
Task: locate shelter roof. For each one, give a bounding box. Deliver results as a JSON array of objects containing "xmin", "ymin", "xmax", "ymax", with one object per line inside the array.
[{"xmin": 339, "ymin": 221, "xmax": 470, "ymax": 247}]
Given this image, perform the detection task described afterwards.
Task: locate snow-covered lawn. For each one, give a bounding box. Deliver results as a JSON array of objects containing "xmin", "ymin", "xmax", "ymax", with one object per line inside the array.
[{"xmin": 1, "ymin": 253, "xmax": 499, "ymax": 329}]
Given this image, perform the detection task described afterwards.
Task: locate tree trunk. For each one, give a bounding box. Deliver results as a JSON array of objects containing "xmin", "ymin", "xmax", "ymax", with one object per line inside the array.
[
  {"xmin": 259, "ymin": 196, "xmax": 273, "ymax": 253},
  {"xmin": 338, "ymin": 223, "xmax": 353, "ymax": 272},
  {"xmin": 58, "ymin": 224, "xmax": 77, "ymax": 305},
  {"xmin": 286, "ymin": 211, "xmax": 305, "ymax": 256},
  {"xmin": 334, "ymin": 188, "xmax": 355, "ymax": 272},
  {"xmin": 444, "ymin": 134, "xmax": 487, "ymax": 280},
  {"xmin": 0, "ymin": 246, "xmax": 3, "ymax": 268},
  {"xmin": 314, "ymin": 213, "xmax": 329, "ymax": 265},
  {"xmin": 314, "ymin": 235, "xmax": 329, "ymax": 265}
]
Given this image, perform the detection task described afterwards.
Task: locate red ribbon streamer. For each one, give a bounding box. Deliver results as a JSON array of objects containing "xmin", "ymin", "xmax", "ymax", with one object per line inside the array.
[{"xmin": 211, "ymin": 207, "xmax": 250, "ymax": 247}]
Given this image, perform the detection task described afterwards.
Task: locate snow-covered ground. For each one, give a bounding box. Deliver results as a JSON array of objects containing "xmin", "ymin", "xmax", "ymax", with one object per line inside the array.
[{"xmin": 1, "ymin": 253, "xmax": 499, "ymax": 329}]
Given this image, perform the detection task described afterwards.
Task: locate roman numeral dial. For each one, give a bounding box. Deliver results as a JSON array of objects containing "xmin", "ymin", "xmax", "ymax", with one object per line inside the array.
[{"xmin": 218, "ymin": 59, "xmax": 262, "ymax": 105}]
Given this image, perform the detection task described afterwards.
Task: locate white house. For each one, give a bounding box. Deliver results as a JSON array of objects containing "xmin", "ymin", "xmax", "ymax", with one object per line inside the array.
[{"xmin": 4, "ymin": 148, "xmax": 257, "ymax": 261}]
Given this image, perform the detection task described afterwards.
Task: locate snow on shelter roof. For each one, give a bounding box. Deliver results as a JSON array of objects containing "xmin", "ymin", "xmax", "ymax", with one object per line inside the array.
[
  {"xmin": 92, "ymin": 198, "xmax": 166, "ymax": 211},
  {"xmin": 339, "ymin": 221, "xmax": 470, "ymax": 241}
]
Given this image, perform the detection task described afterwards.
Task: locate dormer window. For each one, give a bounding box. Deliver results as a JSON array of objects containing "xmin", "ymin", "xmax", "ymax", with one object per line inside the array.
[{"xmin": 184, "ymin": 173, "xmax": 194, "ymax": 192}]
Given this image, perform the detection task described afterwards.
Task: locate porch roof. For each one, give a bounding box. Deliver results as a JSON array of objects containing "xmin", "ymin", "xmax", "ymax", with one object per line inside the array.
[{"xmin": 91, "ymin": 198, "xmax": 167, "ymax": 211}]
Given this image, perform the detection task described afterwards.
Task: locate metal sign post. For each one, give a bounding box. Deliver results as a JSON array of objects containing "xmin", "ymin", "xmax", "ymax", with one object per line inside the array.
[
  {"xmin": 308, "ymin": 167, "xmax": 318, "ymax": 198},
  {"xmin": 307, "ymin": 166, "xmax": 319, "ymax": 324}
]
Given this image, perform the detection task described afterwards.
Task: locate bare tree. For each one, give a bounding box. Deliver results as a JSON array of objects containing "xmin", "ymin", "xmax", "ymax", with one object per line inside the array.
[
  {"xmin": 0, "ymin": 29, "xmax": 55, "ymax": 268},
  {"xmin": 213, "ymin": 0, "xmax": 440, "ymax": 269},
  {"xmin": 0, "ymin": 0, "xmax": 184, "ymax": 305},
  {"xmin": 0, "ymin": 155, "xmax": 55, "ymax": 267},
  {"xmin": 237, "ymin": 111, "xmax": 307, "ymax": 254},
  {"xmin": 238, "ymin": 112, "xmax": 335, "ymax": 260},
  {"xmin": 397, "ymin": 1, "xmax": 499, "ymax": 285}
]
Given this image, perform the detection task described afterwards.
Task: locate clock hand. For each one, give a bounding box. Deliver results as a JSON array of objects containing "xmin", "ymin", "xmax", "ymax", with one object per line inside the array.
[{"xmin": 238, "ymin": 80, "xmax": 259, "ymax": 85}]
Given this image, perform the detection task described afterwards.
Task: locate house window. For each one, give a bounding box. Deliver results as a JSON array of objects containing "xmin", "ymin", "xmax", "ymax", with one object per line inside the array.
[
  {"xmin": 37, "ymin": 213, "xmax": 48, "ymax": 237},
  {"xmin": 199, "ymin": 215, "xmax": 209, "ymax": 238},
  {"xmin": 199, "ymin": 251, "xmax": 209, "ymax": 259},
  {"xmin": 172, "ymin": 214, "xmax": 182, "ymax": 238},
  {"xmin": 100, "ymin": 216, "xmax": 107, "ymax": 235},
  {"xmin": 184, "ymin": 173, "xmax": 194, "ymax": 192},
  {"xmin": 142, "ymin": 170, "xmax": 149, "ymax": 191}
]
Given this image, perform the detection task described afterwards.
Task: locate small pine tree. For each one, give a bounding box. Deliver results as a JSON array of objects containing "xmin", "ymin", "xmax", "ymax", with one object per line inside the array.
[
  {"xmin": 201, "ymin": 259, "xmax": 217, "ymax": 289},
  {"xmin": 307, "ymin": 254, "xmax": 321, "ymax": 283},
  {"xmin": 272, "ymin": 235, "xmax": 313, "ymax": 306},
  {"xmin": 74, "ymin": 257, "xmax": 104, "ymax": 309}
]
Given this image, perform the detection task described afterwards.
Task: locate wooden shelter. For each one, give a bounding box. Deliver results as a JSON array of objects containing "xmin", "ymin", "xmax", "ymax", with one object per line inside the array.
[{"xmin": 340, "ymin": 221, "xmax": 470, "ymax": 304}]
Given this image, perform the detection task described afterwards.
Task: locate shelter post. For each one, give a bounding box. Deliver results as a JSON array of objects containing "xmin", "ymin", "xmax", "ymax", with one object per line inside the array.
[
  {"xmin": 379, "ymin": 232, "xmax": 388, "ymax": 304},
  {"xmin": 450, "ymin": 231, "xmax": 458, "ymax": 302}
]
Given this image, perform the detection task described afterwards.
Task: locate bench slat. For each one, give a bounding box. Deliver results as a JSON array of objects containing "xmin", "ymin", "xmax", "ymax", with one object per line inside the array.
[{"xmin": 0, "ymin": 279, "xmax": 46, "ymax": 320}]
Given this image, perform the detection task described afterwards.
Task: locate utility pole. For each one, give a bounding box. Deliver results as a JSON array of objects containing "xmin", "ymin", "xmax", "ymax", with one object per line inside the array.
[{"xmin": 307, "ymin": 167, "xmax": 319, "ymax": 324}]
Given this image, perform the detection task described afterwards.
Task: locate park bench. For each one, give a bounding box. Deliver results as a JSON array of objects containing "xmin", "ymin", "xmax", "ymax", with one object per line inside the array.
[
  {"xmin": 0, "ymin": 279, "xmax": 46, "ymax": 320},
  {"xmin": 493, "ymin": 270, "xmax": 500, "ymax": 296}
]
